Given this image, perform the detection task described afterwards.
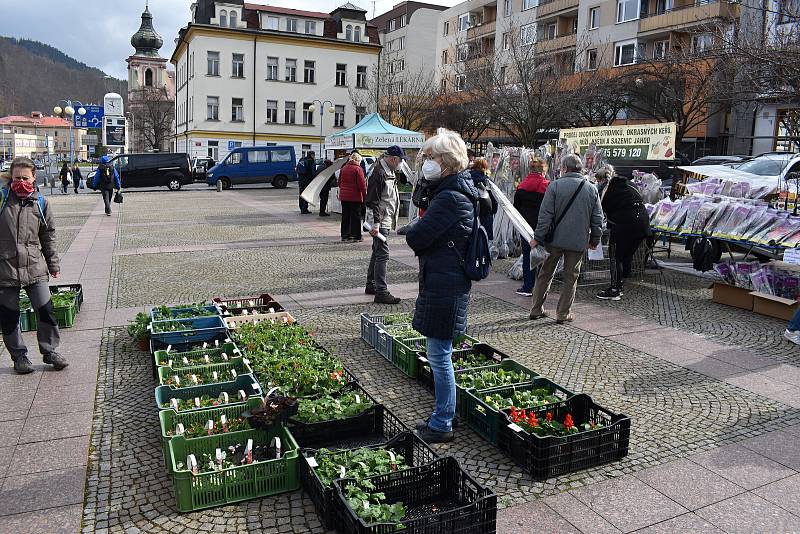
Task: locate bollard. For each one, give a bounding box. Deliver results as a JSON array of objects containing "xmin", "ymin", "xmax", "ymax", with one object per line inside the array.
[{"xmin": 216, "ymin": 179, "xmax": 223, "ymax": 192}]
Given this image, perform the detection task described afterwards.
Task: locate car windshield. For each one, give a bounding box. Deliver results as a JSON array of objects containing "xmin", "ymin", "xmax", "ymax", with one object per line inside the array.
[{"xmin": 737, "ymin": 154, "xmax": 793, "ymax": 176}]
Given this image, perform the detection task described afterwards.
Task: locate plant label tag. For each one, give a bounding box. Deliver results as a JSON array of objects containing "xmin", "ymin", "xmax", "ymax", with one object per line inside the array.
[
  {"xmin": 193, "ymin": 397, "xmax": 201, "ymax": 408},
  {"xmin": 225, "ymin": 337, "xmax": 232, "ymax": 343},
  {"xmin": 230, "ymin": 369, "xmax": 237, "ymax": 378},
  {"xmin": 252, "ymin": 383, "xmax": 259, "ymax": 392},
  {"xmin": 202, "ymin": 342, "xmax": 208, "ymax": 349},
  {"xmin": 271, "ymin": 437, "xmax": 281, "ymax": 458},
  {"xmin": 204, "ymin": 355, "xmax": 210, "ymax": 364},
  {"xmin": 166, "ymin": 345, "xmax": 172, "ymax": 353},
  {"xmin": 387, "ymin": 450, "xmax": 397, "ymax": 470},
  {"xmin": 167, "ymin": 359, "xmax": 173, "ymax": 368},
  {"xmin": 170, "ymin": 398, "xmax": 180, "ymax": 411},
  {"xmin": 241, "ymin": 309, "xmax": 249, "ymax": 315},
  {"xmin": 174, "ymin": 375, "xmax": 181, "ymax": 386},
  {"xmin": 420, "ymin": 356, "xmax": 428, "ymax": 363},
  {"xmin": 214, "ymin": 340, "xmax": 219, "ymax": 347},
  {"xmin": 215, "ymin": 447, "xmax": 223, "ymax": 465},
  {"xmin": 242, "ymin": 358, "xmax": 250, "ymax": 366},
  {"xmin": 306, "ymin": 456, "xmax": 318, "ymax": 468},
  {"xmin": 220, "ymin": 415, "xmax": 228, "ymax": 432},
  {"xmin": 190, "ymin": 374, "xmax": 199, "ymax": 384},
  {"xmin": 508, "ymin": 423, "xmax": 523, "ymax": 433},
  {"xmin": 188, "ymin": 454, "xmax": 198, "ymax": 475},
  {"xmin": 268, "ymin": 307, "xmax": 275, "ymax": 313},
  {"xmin": 339, "ymin": 465, "xmax": 346, "ymax": 478},
  {"xmin": 207, "ymin": 420, "xmax": 214, "ymax": 435},
  {"xmin": 219, "ymin": 392, "xmax": 229, "ymax": 403},
  {"xmin": 182, "ymin": 356, "xmax": 190, "ymax": 365},
  {"xmin": 221, "ymin": 353, "xmax": 228, "ymax": 361},
  {"xmin": 355, "ymin": 394, "xmax": 361, "ymax": 404},
  {"xmin": 233, "ymin": 348, "xmax": 241, "ymax": 355},
  {"xmin": 175, "ymin": 423, "xmax": 185, "ymax": 435},
  {"xmin": 238, "ymin": 390, "xmax": 247, "ymax": 401},
  {"xmin": 363, "ymin": 500, "xmax": 370, "ymax": 510},
  {"xmin": 245, "ymin": 438, "xmax": 254, "ymax": 463},
  {"xmin": 212, "ymin": 371, "xmax": 218, "ymax": 381}
]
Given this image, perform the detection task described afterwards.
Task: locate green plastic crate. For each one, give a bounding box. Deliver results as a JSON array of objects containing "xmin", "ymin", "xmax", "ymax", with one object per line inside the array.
[
  {"xmin": 159, "ymin": 397, "xmax": 263, "ymax": 472},
  {"xmin": 19, "ymin": 308, "xmax": 37, "ymax": 332},
  {"xmin": 455, "ymin": 359, "xmax": 538, "ymax": 418},
  {"xmin": 394, "ymin": 334, "xmax": 479, "ymax": 380},
  {"xmin": 462, "ymin": 378, "xmax": 575, "ymax": 445},
  {"xmin": 53, "ymin": 304, "xmax": 77, "ymax": 328},
  {"xmin": 157, "ymin": 358, "xmax": 254, "ymax": 388},
  {"xmin": 153, "ymin": 342, "xmax": 242, "ymax": 372},
  {"xmin": 155, "ymin": 374, "xmax": 263, "ymax": 413},
  {"xmin": 168, "ymin": 424, "xmax": 299, "ymax": 512}
]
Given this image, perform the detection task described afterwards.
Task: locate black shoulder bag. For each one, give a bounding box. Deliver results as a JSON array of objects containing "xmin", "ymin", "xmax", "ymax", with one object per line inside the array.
[{"xmin": 544, "ymin": 180, "xmax": 585, "ymax": 244}]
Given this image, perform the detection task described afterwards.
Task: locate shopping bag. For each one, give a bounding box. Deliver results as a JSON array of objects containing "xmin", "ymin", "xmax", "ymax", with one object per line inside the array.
[
  {"xmin": 66, "ymin": 171, "xmax": 73, "ymax": 185},
  {"xmin": 530, "ymin": 245, "xmax": 550, "ymax": 268},
  {"xmin": 113, "ymin": 191, "xmax": 124, "ymax": 204},
  {"xmin": 79, "ymin": 179, "xmax": 86, "ymax": 190},
  {"xmin": 588, "ymin": 245, "xmax": 604, "ymax": 261}
]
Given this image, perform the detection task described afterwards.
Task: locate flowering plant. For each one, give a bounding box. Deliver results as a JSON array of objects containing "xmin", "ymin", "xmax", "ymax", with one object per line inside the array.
[{"xmin": 509, "ymin": 408, "xmax": 602, "ymax": 437}]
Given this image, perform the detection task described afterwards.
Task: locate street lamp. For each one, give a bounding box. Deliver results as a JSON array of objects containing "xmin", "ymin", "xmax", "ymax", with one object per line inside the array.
[
  {"xmin": 308, "ymin": 100, "xmax": 335, "ymax": 157},
  {"xmin": 54, "ymin": 99, "xmax": 86, "ymax": 164}
]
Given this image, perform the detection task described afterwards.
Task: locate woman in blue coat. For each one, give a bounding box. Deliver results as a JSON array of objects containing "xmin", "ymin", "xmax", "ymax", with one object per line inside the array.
[{"xmin": 406, "ymin": 130, "xmax": 478, "ymax": 443}]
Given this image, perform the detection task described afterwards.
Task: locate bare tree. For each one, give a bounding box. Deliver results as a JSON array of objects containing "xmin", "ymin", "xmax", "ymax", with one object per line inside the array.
[
  {"xmin": 423, "ymin": 89, "xmax": 492, "ymax": 142},
  {"xmin": 567, "ymin": 69, "xmax": 628, "ymax": 127},
  {"xmin": 129, "ymin": 87, "xmax": 173, "ymax": 152}
]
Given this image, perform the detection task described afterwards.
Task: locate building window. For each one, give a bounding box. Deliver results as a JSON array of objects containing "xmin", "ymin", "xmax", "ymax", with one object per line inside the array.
[
  {"xmin": 655, "ymin": 0, "xmax": 673, "ymax": 14},
  {"xmin": 389, "ymin": 18, "xmax": 396, "ymax": 31},
  {"xmin": 589, "ymin": 7, "xmax": 600, "ymax": 29},
  {"xmin": 355, "ymin": 106, "xmax": 366, "ymax": 123},
  {"xmin": 285, "ymin": 59, "xmax": 297, "ymax": 82},
  {"xmin": 284, "ymin": 101, "xmax": 296, "ymax": 124},
  {"xmin": 334, "ymin": 105, "xmax": 345, "ymax": 127},
  {"xmin": 502, "ymin": 32, "xmax": 510, "ymax": 50},
  {"xmin": 691, "ymin": 33, "xmax": 713, "ymax": 54},
  {"xmin": 207, "ymin": 140, "xmax": 219, "ymax": 160},
  {"xmin": 617, "ymin": 0, "xmax": 639, "ymax": 23},
  {"xmin": 523, "ymin": 0, "xmax": 538, "ymax": 9},
  {"xmin": 779, "ymin": 0, "xmax": 800, "ymax": 23},
  {"xmin": 207, "ymin": 96, "xmax": 219, "ymax": 120},
  {"xmin": 229, "ymin": 10, "xmax": 237, "ymax": 27},
  {"xmin": 144, "ymin": 68, "xmax": 153, "ymax": 87},
  {"xmin": 522, "ymin": 23, "xmax": 536, "ymax": 45},
  {"xmin": 336, "ymin": 63, "xmax": 347, "ymax": 86},
  {"xmin": 398, "ymin": 36, "xmax": 405, "ymax": 49},
  {"xmin": 301, "ymin": 144, "xmax": 312, "ymax": 157},
  {"xmin": 232, "ymin": 98, "xmax": 244, "ymax": 121},
  {"xmin": 653, "ymin": 40, "xmax": 668, "ymax": 59},
  {"xmin": 458, "ymin": 13, "xmax": 470, "ymax": 32},
  {"xmin": 354, "ymin": 26, "xmax": 361, "ymax": 42},
  {"xmin": 614, "ymin": 40, "xmax": 638, "ymax": 66},
  {"xmin": 356, "ymin": 65, "xmax": 367, "ymax": 88},
  {"xmin": 207, "ymin": 51, "xmax": 219, "ymax": 76},
  {"xmin": 587, "ymin": 49, "xmax": 598, "ymax": 70},
  {"xmin": 303, "ymin": 103, "xmax": 314, "ymax": 125},
  {"xmin": 219, "ymin": 10, "xmax": 227, "ymax": 26},
  {"xmin": 442, "ymin": 49, "xmax": 449, "ymax": 64},
  {"xmin": 266, "ymin": 16, "xmax": 279, "ymax": 30},
  {"xmin": 232, "ymin": 53, "xmax": 244, "ymax": 78},
  {"xmin": 456, "ymin": 75, "xmax": 466, "ymax": 91},
  {"xmin": 545, "ymin": 22, "xmax": 556, "ymax": 40},
  {"xmin": 287, "ymin": 18, "xmax": 298, "ymax": 32},
  {"xmin": 443, "ymin": 21, "xmax": 449, "ymax": 35},
  {"xmin": 346, "ymin": 25, "xmax": 353, "ymax": 40},
  {"xmin": 305, "ymin": 20, "xmax": 316, "ymax": 34},
  {"xmin": 400, "ymin": 14, "xmax": 407, "ymax": 27},
  {"xmin": 267, "ymin": 57, "xmax": 278, "ymax": 80},
  {"xmin": 266, "ymin": 100, "xmax": 278, "ymax": 123},
  {"xmin": 458, "ymin": 44, "xmax": 468, "ymax": 61},
  {"xmin": 504, "ymin": 0, "xmax": 512, "ymax": 16},
  {"xmin": 304, "ymin": 60, "xmax": 315, "ymax": 83}
]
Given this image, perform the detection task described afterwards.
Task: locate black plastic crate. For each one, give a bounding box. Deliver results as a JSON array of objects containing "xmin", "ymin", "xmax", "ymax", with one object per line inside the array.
[
  {"xmin": 332, "ymin": 457, "xmax": 497, "ymax": 534},
  {"xmin": 212, "ymin": 293, "xmax": 281, "ymax": 312},
  {"xmin": 287, "ymin": 383, "xmax": 406, "ymax": 450},
  {"xmin": 300, "ymin": 431, "xmax": 437, "ymax": 530},
  {"xmin": 497, "ymin": 393, "xmax": 631, "ymax": 480},
  {"xmin": 417, "ymin": 343, "xmax": 511, "ymax": 394}
]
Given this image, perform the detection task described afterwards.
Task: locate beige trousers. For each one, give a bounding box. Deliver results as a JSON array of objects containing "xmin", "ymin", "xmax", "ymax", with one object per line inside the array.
[{"xmin": 530, "ymin": 245, "xmax": 584, "ymax": 321}]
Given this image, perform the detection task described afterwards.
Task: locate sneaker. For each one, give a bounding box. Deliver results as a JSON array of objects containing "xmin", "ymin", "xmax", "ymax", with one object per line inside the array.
[
  {"xmin": 596, "ymin": 287, "xmax": 621, "ymax": 301},
  {"xmin": 415, "ymin": 425, "xmax": 454, "ymax": 444},
  {"xmin": 374, "ymin": 293, "xmax": 401, "ymax": 305},
  {"xmin": 556, "ymin": 315, "xmax": 574, "ymax": 325},
  {"xmin": 529, "ymin": 312, "xmax": 548, "ymax": 320},
  {"xmin": 43, "ymin": 352, "xmax": 69, "ymax": 370},
  {"xmin": 13, "ymin": 355, "xmax": 34, "ymax": 375},
  {"xmin": 365, "ymin": 285, "xmax": 376, "ymax": 295},
  {"xmin": 516, "ymin": 288, "xmax": 533, "ymax": 297},
  {"xmin": 416, "ymin": 418, "xmax": 458, "ymax": 431},
  {"xmin": 319, "ymin": 212, "xmax": 331, "ymax": 217},
  {"xmin": 300, "ymin": 210, "xmax": 312, "ymax": 215},
  {"xmin": 784, "ymin": 329, "xmax": 800, "ymax": 345}
]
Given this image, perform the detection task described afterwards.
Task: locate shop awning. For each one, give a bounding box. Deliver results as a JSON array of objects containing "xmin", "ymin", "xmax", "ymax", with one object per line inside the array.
[{"xmin": 325, "ymin": 113, "xmax": 425, "ymax": 151}]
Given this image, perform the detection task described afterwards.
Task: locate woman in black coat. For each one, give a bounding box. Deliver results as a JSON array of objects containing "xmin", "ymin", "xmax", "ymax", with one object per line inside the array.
[
  {"xmin": 596, "ymin": 167, "xmax": 650, "ymax": 301},
  {"xmin": 406, "ymin": 130, "xmax": 478, "ymax": 444}
]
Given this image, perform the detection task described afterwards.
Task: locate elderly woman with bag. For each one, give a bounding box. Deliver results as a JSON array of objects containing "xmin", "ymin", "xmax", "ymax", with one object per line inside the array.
[
  {"xmin": 338, "ymin": 153, "xmax": 367, "ymax": 242},
  {"xmin": 406, "ymin": 130, "xmax": 479, "ymax": 444}
]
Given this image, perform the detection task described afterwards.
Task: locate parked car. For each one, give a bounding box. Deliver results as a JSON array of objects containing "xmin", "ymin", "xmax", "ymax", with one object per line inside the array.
[
  {"xmin": 206, "ymin": 146, "xmax": 297, "ymax": 189},
  {"xmin": 88, "ymin": 152, "xmax": 192, "ymax": 191},
  {"xmin": 192, "ymin": 157, "xmax": 216, "ymax": 182},
  {"xmin": 690, "ymin": 155, "xmax": 750, "ymax": 166},
  {"xmin": 736, "ymin": 152, "xmax": 800, "ymax": 188}
]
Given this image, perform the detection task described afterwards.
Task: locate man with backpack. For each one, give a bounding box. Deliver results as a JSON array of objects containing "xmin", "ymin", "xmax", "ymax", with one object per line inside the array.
[
  {"xmin": 297, "ymin": 151, "xmax": 316, "ymax": 215},
  {"xmin": 91, "ymin": 155, "xmax": 121, "ymax": 216},
  {"xmin": 0, "ymin": 157, "xmax": 69, "ymax": 374}
]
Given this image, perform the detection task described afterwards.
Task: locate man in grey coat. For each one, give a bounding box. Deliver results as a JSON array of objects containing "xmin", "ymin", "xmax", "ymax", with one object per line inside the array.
[{"xmin": 529, "ymin": 154, "xmax": 603, "ymax": 324}]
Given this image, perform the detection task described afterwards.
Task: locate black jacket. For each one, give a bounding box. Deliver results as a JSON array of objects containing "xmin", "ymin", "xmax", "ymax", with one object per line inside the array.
[
  {"xmin": 602, "ymin": 177, "xmax": 650, "ymax": 240},
  {"xmin": 406, "ymin": 171, "xmax": 478, "ymax": 340},
  {"xmin": 469, "ymin": 169, "xmax": 497, "ymax": 240},
  {"xmin": 513, "ymin": 189, "xmax": 546, "ymax": 229}
]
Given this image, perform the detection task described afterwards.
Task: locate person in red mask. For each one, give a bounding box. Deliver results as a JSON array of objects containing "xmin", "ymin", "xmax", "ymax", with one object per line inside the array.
[{"xmin": 0, "ymin": 157, "xmax": 68, "ymax": 374}]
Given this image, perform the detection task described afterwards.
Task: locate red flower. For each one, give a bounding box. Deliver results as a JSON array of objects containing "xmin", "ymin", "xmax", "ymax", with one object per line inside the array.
[
  {"xmin": 510, "ymin": 406, "xmax": 519, "ymax": 423},
  {"xmin": 564, "ymin": 413, "xmax": 574, "ymax": 430},
  {"xmin": 520, "ymin": 409, "xmax": 527, "ymax": 422},
  {"xmin": 546, "ymin": 412, "xmax": 553, "ymax": 423},
  {"xmin": 527, "ymin": 411, "xmax": 538, "ymax": 428}
]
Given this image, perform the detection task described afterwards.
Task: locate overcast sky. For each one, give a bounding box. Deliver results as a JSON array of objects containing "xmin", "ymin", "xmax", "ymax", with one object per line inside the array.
[{"xmin": 1, "ymin": 0, "xmax": 461, "ymax": 79}]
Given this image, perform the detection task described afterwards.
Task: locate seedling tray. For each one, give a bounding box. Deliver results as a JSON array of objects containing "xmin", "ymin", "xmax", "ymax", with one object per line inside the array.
[
  {"xmin": 223, "ymin": 302, "xmax": 286, "ymax": 316},
  {"xmin": 360, "ymin": 312, "xmax": 413, "ymax": 348},
  {"xmin": 149, "ymin": 315, "xmax": 227, "ymax": 346},
  {"xmin": 300, "ymin": 431, "xmax": 437, "ymax": 530},
  {"xmin": 50, "ymin": 284, "xmax": 83, "ymax": 311},
  {"xmin": 223, "ymin": 311, "xmax": 296, "ymax": 330},
  {"xmin": 454, "ymin": 359, "xmax": 537, "ymax": 418},
  {"xmin": 417, "ymin": 343, "xmax": 511, "ymax": 394},
  {"xmin": 149, "ymin": 332, "xmax": 233, "ymax": 356},
  {"xmin": 462, "ymin": 378, "xmax": 575, "ymax": 446},
  {"xmin": 332, "ymin": 457, "xmax": 497, "ymax": 534},
  {"xmin": 155, "ymin": 374, "xmax": 262, "ymax": 413},
  {"xmin": 153, "ymin": 342, "xmax": 242, "ymax": 372},
  {"xmin": 157, "ymin": 358, "xmax": 253, "ymax": 387},
  {"xmin": 168, "ymin": 424, "xmax": 299, "ymax": 512},
  {"xmin": 149, "ymin": 304, "xmax": 221, "ymax": 323},
  {"xmin": 497, "ymin": 393, "xmax": 631, "ymax": 480}
]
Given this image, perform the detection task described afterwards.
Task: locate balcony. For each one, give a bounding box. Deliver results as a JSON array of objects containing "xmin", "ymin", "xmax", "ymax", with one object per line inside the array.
[
  {"xmin": 537, "ymin": 0, "xmax": 579, "ymax": 19},
  {"xmin": 535, "ymin": 32, "xmax": 577, "ymax": 54},
  {"xmin": 467, "ymin": 19, "xmax": 496, "ymax": 41},
  {"xmin": 639, "ymin": 0, "xmax": 739, "ymax": 35}
]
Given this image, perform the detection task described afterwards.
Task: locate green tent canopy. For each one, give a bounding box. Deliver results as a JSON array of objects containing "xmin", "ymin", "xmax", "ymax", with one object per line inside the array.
[{"xmin": 325, "ymin": 113, "xmax": 424, "ymax": 151}]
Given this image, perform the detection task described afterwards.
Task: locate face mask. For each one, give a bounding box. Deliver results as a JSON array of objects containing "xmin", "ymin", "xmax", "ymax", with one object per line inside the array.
[
  {"xmin": 422, "ymin": 159, "xmax": 442, "ymax": 180},
  {"xmin": 11, "ymin": 180, "xmax": 35, "ymax": 198}
]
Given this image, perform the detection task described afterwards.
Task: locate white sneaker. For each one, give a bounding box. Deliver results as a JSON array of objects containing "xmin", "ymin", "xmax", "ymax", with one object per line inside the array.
[{"xmin": 784, "ymin": 329, "xmax": 800, "ymax": 345}]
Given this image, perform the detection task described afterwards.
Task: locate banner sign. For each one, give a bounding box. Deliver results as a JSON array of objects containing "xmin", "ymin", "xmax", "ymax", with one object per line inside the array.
[
  {"xmin": 355, "ymin": 132, "xmax": 424, "ymax": 149},
  {"xmin": 559, "ymin": 122, "xmax": 677, "ymax": 161}
]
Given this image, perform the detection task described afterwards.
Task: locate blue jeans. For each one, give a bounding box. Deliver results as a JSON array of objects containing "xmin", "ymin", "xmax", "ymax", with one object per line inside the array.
[
  {"xmin": 789, "ymin": 308, "xmax": 800, "ymax": 332},
  {"xmin": 521, "ymin": 240, "xmax": 534, "ymax": 292},
  {"xmin": 427, "ymin": 337, "xmax": 456, "ymax": 433}
]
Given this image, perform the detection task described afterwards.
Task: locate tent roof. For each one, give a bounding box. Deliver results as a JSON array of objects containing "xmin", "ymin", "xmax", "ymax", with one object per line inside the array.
[{"xmin": 327, "ymin": 113, "xmax": 421, "ymax": 138}]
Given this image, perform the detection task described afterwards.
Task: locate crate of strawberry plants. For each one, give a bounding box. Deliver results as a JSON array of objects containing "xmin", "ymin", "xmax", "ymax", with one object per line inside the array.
[
  {"xmin": 155, "ymin": 374, "xmax": 262, "ymax": 413},
  {"xmin": 168, "ymin": 424, "xmax": 300, "ymax": 512},
  {"xmin": 153, "ymin": 342, "xmax": 242, "ymax": 371},
  {"xmin": 332, "ymin": 456, "xmax": 497, "ymax": 534},
  {"xmin": 287, "ymin": 383, "xmax": 405, "ymax": 449},
  {"xmin": 417, "ymin": 343, "xmax": 512, "ymax": 394},
  {"xmin": 150, "ymin": 332, "xmax": 233, "ymax": 357},
  {"xmin": 50, "ymin": 290, "xmax": 79, "ymax": 328},
  {"xmin": 149, "ymin": 315, "xmax": 227, "ymax": 346},
  {"xmin": 157, "ymin": 358, "xmax": 254, "ymax": 388},
  {"xmin": 159, "ymin": 396, "xmax": 263, "ymax": 472},
  {"xmin": 455, "ymin": 359, "xmax": 537, "ymax": 418},
  {"xmin": 50, "ymin": 284, "xmax": 83, "ymax": 311},
  {"xmin": 497, "ymin": 393, "xmax": 631, "ymax": 480},
  {"xmin": 462, "ymin": 378, "xmax": 575, "ymax": 446},
  {"xmin": 150, "ymin": 303, "xmax": 221, "ymax": 324},
  {"xmin": 360, "ymin": 312, "xmax": 412, "ymax": 348},
  {"xmin": 213, "ymin": 293, "xmax": 281, "ymax": 312},
  {"xmin": 300, "ymin": 431, "xmax": 437, "ymax": 530},
  {"xmin": 224, "ymin": 311, "xmax": 295, "ymax": 330}
]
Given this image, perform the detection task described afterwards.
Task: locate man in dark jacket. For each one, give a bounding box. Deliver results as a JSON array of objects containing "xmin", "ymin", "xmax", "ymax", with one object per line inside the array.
[
  {"xmin": 298, "ymin": 151, "xmax": 316, "ymax": 214},
  {"xmin": 364, "ymin": 146, "xmax": 404, "ymax": 304},
  {"xmin": 91, "ymin": 155, "xmax": 121, "ymax": 216},
  {"xmin": 529, "ymin": 154, "xmax": 603, "ymax": 324},
  {"xmin": 318, "ymin": 159, "xmax": 334, "ymax": 217},
  {"xmin": 406, "ymin": 131, "xmax": 477, "ymax": 444}
]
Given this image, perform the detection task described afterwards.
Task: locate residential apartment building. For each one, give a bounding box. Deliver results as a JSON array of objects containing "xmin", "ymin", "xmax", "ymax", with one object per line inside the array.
[
  {"xmin": 0, "ymin": 113, "xmax": 88, "ymax": 160},
  {"xmin": 172, "ymin": 1, "xmax": 382, "ymax": 161}
]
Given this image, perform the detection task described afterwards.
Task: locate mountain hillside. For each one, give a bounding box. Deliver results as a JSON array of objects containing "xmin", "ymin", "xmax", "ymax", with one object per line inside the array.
[{"xmin": 0, "ymin": 37, "xmax": 127, "ymax": 116}]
